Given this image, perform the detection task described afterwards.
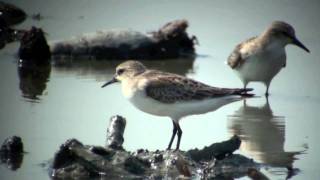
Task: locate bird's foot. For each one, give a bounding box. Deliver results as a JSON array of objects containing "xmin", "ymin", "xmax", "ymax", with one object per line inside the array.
[
  {"xmin": 166, "ymin": 147, "xmax": 180, "ymax": 153},
  {"xmin": 174, "ymin": 148, "xmax": 180, "ymax": 152}
]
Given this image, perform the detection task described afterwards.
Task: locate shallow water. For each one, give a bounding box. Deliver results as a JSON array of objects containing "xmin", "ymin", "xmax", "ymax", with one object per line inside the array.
[{"xmin": 1, "ymin": 0, "xmax": 320, "ymax": 179}]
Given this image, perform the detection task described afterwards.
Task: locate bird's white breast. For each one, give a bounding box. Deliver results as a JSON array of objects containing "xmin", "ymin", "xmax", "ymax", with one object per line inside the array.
[
  {"xmin": 121, "ymin": 78, "xmax": 170, "ymax": 117},
  {"xmin": 235, "ymin": 47, "xmax": 286, "ymax": 84}
]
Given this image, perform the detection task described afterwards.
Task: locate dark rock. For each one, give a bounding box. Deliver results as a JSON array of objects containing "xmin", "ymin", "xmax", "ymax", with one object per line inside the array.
[
  {"xmin": 19, "ymin": 26, "xmax": 51, "ymax": 62},
  {"xmin": 136, "ymin": 148, "xmax": 145, "ymax": 154},
  {"xmin": 153, "ymin": 153, "xmax": 163, "ymax": 163},
  {"xmin": 89, "ymin": 146, "xmax": 113, "ymax": 157},
  {"xmin": 187, "ymin": 135, "xmax": 241, "ymax": 162},
  {"xmin": 202, "ymin": 154, "xmax": 257, "ymax": 179},
  {"xmin": 49, "ymin": 138, "xmax": 259, "ymax": 179},
  {"xmin": 47, "ymin": 117, "xmax": 262, "ymax": 179},
  {"xmin": 124, "ymin": 156, "xmax": 150, "ymax": 175},
  {"xmin": 0, "ymin": 16, "xmax": 26, "ymax": 49},
  {"xmin": 0, "ymin": 17, "xmax": 10, "ymax": 49},
  {"xmin": 52, "ymin": 163, "xmax": 92, "ymax": 179},
  {"xmin": 106, "ymin": 115, "xmax": 126, "ymax": 150},
  {"xmin": 0, "ymin": 136, "xmax": 23, "ymax": 154},
  {"xmin": 0, "ymin": 136, "xmax": 24, "ymax": 171},
  {"xmin": 52, "ymin": 139, "xmax": 82, "ymax": 169},
  {"xmin": 0, "ymin": 2, "xmax": 26, "ymax": 26},
  {"xmin": 50, "ymin": 138, "xmax": 135, "ymax": 179}
]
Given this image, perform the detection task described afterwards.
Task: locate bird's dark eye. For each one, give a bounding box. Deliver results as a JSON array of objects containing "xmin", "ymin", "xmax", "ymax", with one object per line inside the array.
[
  {"xmin": 281, "ymin": 31, "xmax": 289, "ymax": 37},
  {"xmin": 117, "ymin": 69, "xmax": 125, "ymax": 75}
]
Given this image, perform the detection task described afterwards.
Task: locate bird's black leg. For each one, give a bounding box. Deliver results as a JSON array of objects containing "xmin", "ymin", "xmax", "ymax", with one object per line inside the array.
[
  {"xmin": 167, "ymin": 120, "xmax": 177, "ymax": 150},
  {"xmin": 243, "ymin": 83, "xmax": 248, "ymax": 95},
  {"xmin": 175, "ymin": 123, "xmax": 182, "ymax": 150},
  {"xmin": 265, "ymin": 81, "xmax": 271, "ymax": 97}
]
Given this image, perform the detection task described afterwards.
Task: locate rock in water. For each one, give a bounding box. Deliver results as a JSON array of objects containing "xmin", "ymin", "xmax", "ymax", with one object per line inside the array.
[
  {"xmin": 19, "ymin": 27, "xmax": 51, "ymax": 63},
  {"xmin": 0, "ymin": 136, "xmax": 23, "ymax": 154},
  {"xmin": 0, "ymin": 136, "xmax": 24, "ymax": 170}
]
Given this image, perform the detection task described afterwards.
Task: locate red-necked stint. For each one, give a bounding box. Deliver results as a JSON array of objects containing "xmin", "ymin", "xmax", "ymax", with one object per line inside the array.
[
  {"xmin": 102, "ymin": 60, "xmax": 253, "ymax": 150},
  {"xmin": 227, "ymin": 21, "xmax": 310, "ymax": 96}
]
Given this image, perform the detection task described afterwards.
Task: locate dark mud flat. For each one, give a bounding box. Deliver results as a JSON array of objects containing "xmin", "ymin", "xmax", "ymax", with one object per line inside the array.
[{"xmin": 47, "ymin": 115, "xmax": 264, "ymax": 179}]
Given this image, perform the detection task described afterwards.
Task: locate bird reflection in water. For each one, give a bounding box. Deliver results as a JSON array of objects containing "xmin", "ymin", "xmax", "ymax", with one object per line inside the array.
[
  {"xmin": 18, "ymin": 60, "xmax": 51, "ymax": 102},
  {"xmin": 228, "ymin": 98, "xmax": 304, "ymax": 179}
]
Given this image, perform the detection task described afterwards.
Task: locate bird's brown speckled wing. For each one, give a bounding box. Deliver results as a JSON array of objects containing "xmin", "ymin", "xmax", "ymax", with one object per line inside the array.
[
  {"xmin": 227, "ymin": 37, "xmax": 257, "ymax": 69},
  {"xmin": 144, "ymin": 71, "xmax": 248, "ymax": 104}
]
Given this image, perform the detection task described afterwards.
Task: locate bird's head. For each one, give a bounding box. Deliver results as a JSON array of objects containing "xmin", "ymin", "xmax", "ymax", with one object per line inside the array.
[
  {"xmin": 102, "ymin": 60, "xmax": 146, "ymax": 87},
  {"xmin": 265, "ymin": 21, "xmax": 310, "ymax": 53}
]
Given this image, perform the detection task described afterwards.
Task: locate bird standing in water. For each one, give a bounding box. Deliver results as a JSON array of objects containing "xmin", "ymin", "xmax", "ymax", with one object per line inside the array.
[{"xmin": 227, "ymin": 21, "xmax": 310, "ymax": 96}]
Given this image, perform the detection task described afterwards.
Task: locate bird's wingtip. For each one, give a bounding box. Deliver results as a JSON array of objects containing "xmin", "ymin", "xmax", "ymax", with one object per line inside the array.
[
  {"xmin": 244, "ymin": 88, "xmax": 254, "ymax": 92},
  {"xmin": 238, "ymin": 88, "xmax": 255, "ymax": 97}
]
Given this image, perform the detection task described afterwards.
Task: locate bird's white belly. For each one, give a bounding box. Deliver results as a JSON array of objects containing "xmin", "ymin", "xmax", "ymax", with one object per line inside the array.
[
  {"xmin": 235, "ymin": 53, "xmax": 286, "ymax": 84},
  {"xmin": 127, "ymin": 90, "xmax": 172, "ymax": 117},
  {"xmin": 128, "ymin": 89, "xmax": 241, "ymax": 121}
]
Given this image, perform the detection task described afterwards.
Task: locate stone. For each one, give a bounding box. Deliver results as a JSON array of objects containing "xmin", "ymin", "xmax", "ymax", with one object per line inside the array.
[
  {"xmin": 106, "ymin": 115, "xmax": 126, "ymax": 150},
  {"xmin": 18, "ymin": 26, "xmax": 51, "ymax": 62}
]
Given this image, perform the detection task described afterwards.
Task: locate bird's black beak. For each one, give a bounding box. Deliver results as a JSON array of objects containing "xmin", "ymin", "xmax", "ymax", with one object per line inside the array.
[
  {"xmin": 292, "ymin": 36, "xmax": 310, "ymax": 53},
  {"xmin": 101, "ymin": 76, "xmax": 118, "ymax": 88}
]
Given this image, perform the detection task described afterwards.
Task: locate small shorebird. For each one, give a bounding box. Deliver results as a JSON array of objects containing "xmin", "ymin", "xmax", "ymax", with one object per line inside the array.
[
  {"xmin": 227, "ymin": 21, "xmax": 310, "ymax": 96},
  {"xmin": 102, "ymin": 60, "xmax": 252, "ymax": 150}
]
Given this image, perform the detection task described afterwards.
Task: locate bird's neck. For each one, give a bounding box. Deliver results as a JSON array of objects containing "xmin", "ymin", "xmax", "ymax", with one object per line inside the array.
[
  {"xmin": 121, "ymin": 78, "xmax": 135, "ymax": 98},
  {"xmin": 259, "ymin": 33, "xmax": 287, "ymax": 53},
  {"xmin": 121, "ymin": 77, "xmax": 146, "ymax": 98}
]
